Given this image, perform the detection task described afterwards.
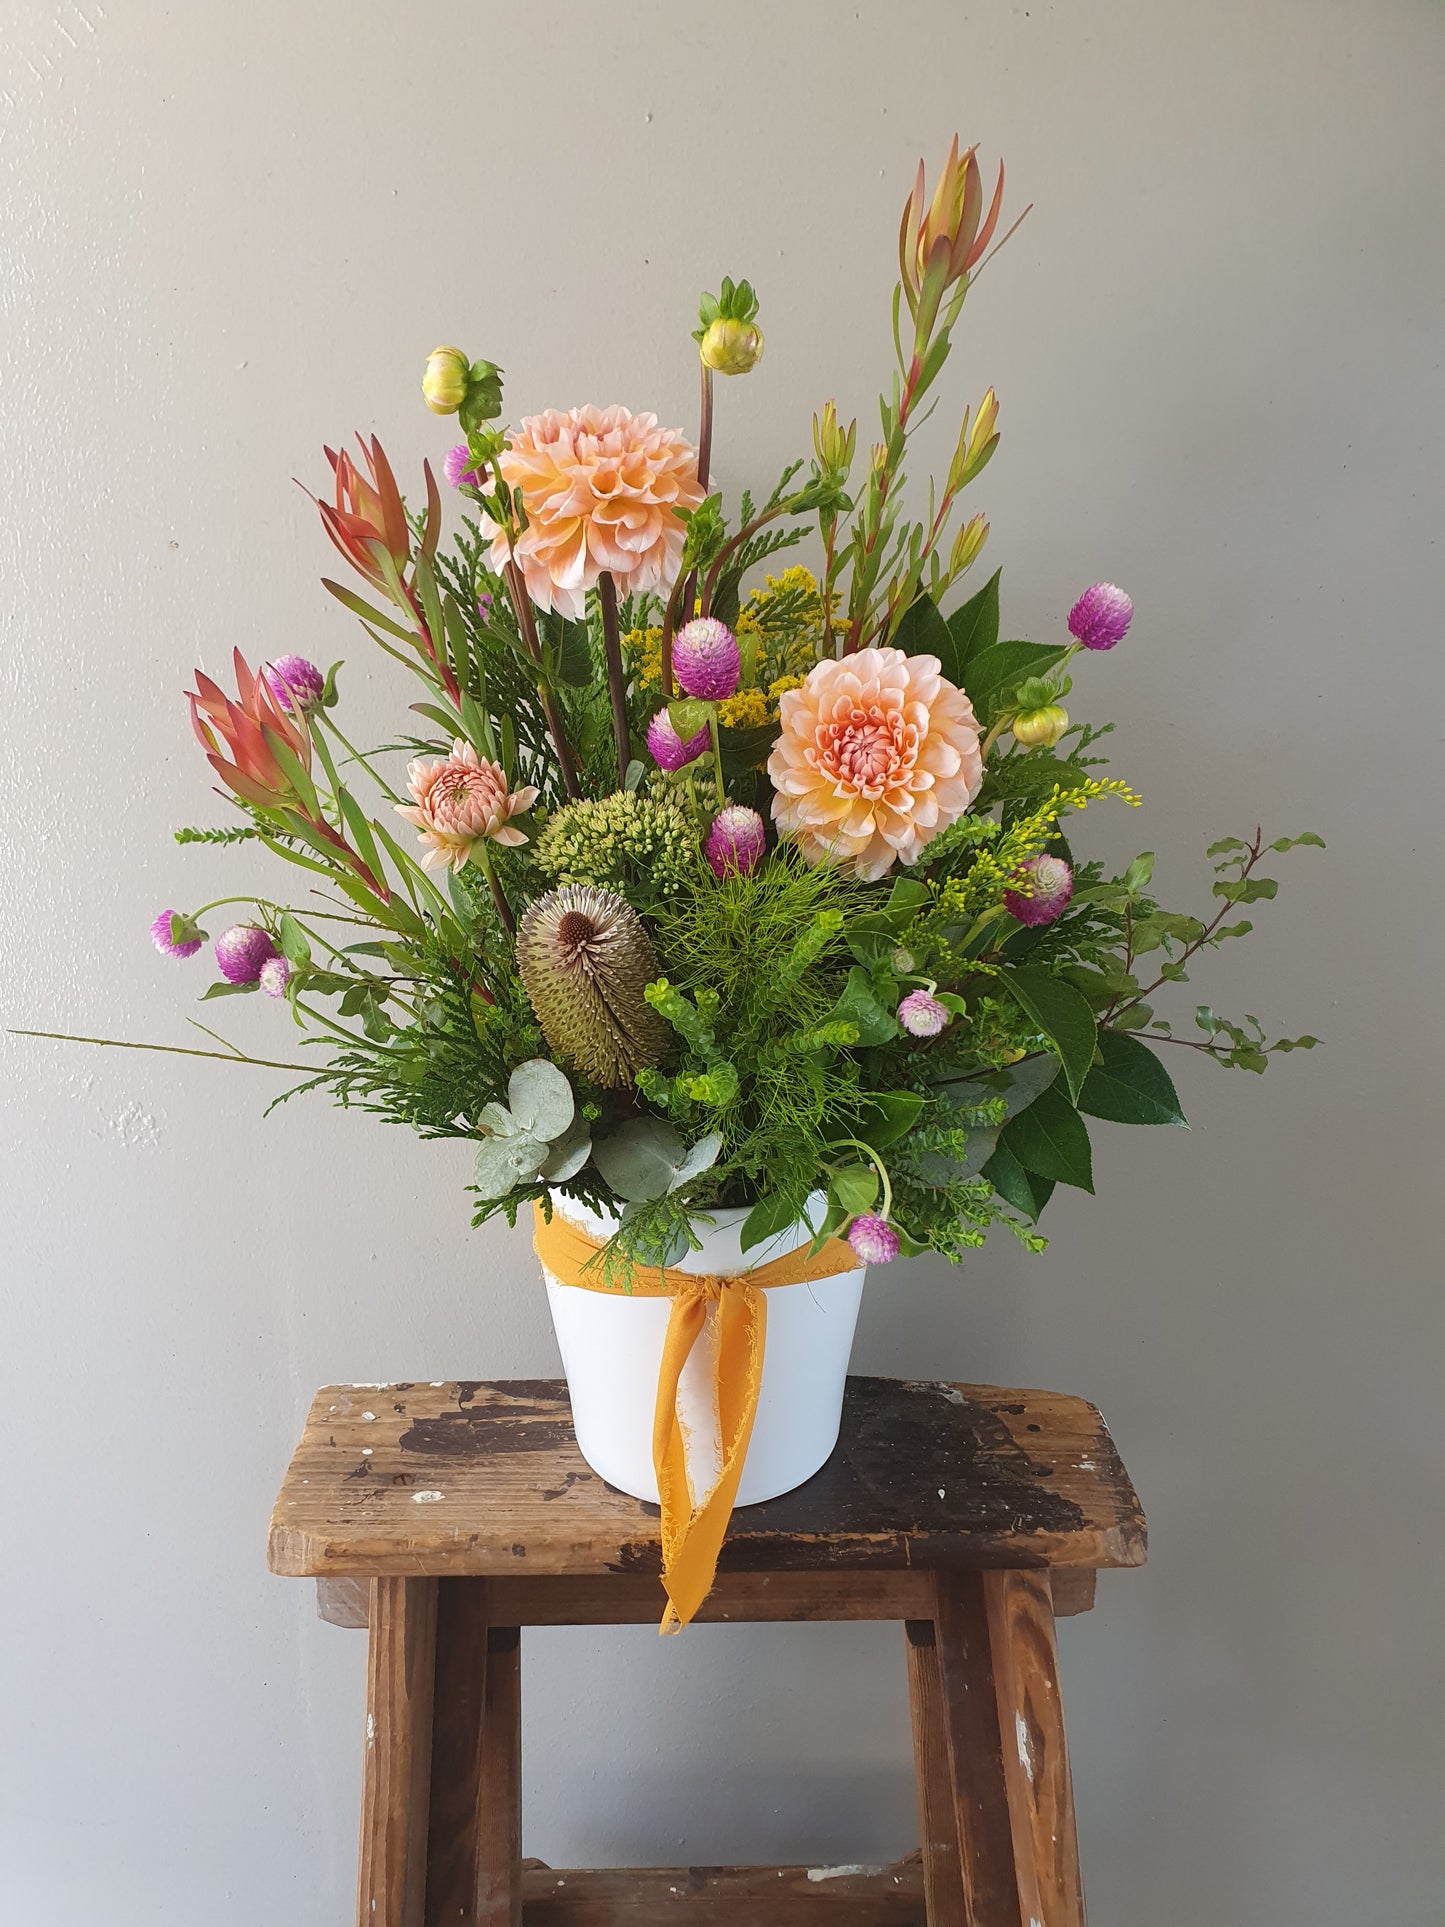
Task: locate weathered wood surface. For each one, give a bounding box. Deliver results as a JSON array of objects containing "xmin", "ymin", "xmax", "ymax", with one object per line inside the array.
[
  {"xmin": 905, "ymin": 1620, "xmax": 968, "ymax": 1927},
  {"xmin": 271, "ymin": 1378, "xmax": 1144, "ymax": 1580},
  {"xmin": 931, "ymin": 1573, "xmax": 1023, "ymax": 1924},
  {"xmin": 422, "ymin": 1580, "xmax": 492, "ymax": 1925},
  {"xmin": 983, "ymin": 1568, "xmax": 1085, "ymax": 1925},
  {"xmin": 317, "ymin": 1567, "xmax": 1096, "ymax": 1628},
  {"xmin": 517, "ymin": 1856, "xmax": 925, "ymax": 1923},
  {"xmin": 358, "ymin": 1577, "xmax": 437, "ymax": 1927}
]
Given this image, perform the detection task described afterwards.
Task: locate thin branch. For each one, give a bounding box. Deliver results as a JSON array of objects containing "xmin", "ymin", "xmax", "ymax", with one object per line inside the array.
[
  {"xmin": 8, "ymin": 1028, "xmax": 318, "ymax": 1073},
  {"xmin": 597, "ymin": 572, "xmax": 633, "ymax": 783}
]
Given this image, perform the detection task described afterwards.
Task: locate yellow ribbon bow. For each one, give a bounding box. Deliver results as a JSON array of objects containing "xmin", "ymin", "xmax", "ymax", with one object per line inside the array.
[{"xmin": 532, "ymin": 1203, "xmax": 860, "ymax": 1631}]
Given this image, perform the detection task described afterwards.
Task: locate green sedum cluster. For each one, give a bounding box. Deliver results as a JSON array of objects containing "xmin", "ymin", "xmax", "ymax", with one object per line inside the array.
[{"xmin": 533, "ymin": 790, "xmax": 698, "ymax": 903}]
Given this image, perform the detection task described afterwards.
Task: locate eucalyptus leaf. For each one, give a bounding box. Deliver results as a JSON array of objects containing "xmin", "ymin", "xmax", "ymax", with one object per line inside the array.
[
  {"xmin": 539, "ymin": 1120, "xmax": 592, "ymax": 1182},
  {"xmin": 507, "ymin": 1059, "xmax": 574, "ymax": 1142},
  {"xmin": 474, "ymin": 1131, "xmax": 549, "ymax": 1199}
]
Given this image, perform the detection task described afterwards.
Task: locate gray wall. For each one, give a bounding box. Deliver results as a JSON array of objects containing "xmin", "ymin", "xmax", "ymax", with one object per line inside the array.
[{"xmin": 2, "ymin": 1, "xmax": 1441, "ymax": 1919}]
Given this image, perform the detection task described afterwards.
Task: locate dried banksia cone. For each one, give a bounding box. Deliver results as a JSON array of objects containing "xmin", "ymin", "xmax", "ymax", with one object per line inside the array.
[{"xmin": 516, "ymin": 885, "xmax": 672, "ymax": 1089}]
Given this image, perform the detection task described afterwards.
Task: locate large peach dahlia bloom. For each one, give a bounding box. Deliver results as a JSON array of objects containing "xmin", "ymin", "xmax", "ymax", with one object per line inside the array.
[
  {"xmin": 768, "ymin": 648, "xmax": 983, "ymax": 880},
  {"xmin": 482, "ymin": 406, "xmax": 703, "ymax": 619},
  {"xmin": 396, "ymin": 740, "xmax": 539, "ymax": 872}
]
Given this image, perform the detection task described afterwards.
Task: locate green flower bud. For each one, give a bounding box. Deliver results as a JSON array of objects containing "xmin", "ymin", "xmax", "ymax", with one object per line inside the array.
[
  {"xmin": 700, "ymin": 316, "xmax": 764, "ymax": 376},
  {"xmin": 1012, "ymin": 704, "xmax": 1070, "ymax": 749},
  {"xmin": 422, "ymin": 345, "xmax": 471, "ymax": 415}
]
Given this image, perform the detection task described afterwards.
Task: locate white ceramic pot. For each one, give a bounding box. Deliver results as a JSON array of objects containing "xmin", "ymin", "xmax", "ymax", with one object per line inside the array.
[{"xmin": 543, "ymin": 1190, "xmax": 865, "ymax": 1507}]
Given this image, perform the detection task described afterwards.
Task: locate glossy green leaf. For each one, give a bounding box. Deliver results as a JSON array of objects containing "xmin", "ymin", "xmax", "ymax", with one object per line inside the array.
[
  {"xmin": 962, "ymin": 639, "xmax": 1070, "ymax": 727},
  {"xmin": 858, "ymin": 1090, "xmax": 926, "ymax": 1146},
  {"xmin": 981, "ymin": 1140, "xmax": 1055, "ymax": 1220},
  {"xmin": 998, "ymin": 1085, "xmax": 1094, "ymax": 1191},
  {"xmin": 893, "ymin": 592, "xmax": 952, "ymax": 669},
  {"xmin": 830, "ymin": 1165, "xmax": 879, "ymax": 1217},
  {"xmin": 944, "ymin": 568, "xmax": 1000, "ymax": 679},
  {"xmin": 740, "ymin": 1188, "xmax": 807, "ymax": 1253},
  {"xmin": 1078, "ymin": 1031, "xmax": 1187, "ymax": 1127},
  {"xmin": 996, "ymin": 966, "xmax": 1097, "ymax": 1104}
]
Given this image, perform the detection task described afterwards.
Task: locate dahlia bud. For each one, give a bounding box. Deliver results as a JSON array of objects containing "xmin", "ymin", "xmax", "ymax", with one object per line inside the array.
[
  {"xmin": 516, "ymin": 885, "xmax": 672, "ymax": 1089},
  {"xmin": 214, "ymin": 924, "xmax": 279, "ymax": 984},
  {"xmin": 646, "ymin": 709, "xmax": 710, "ymax": 772},
  {"xmin": 422, "ymin": 346, "xmax": 471, "ymax": 416},
  {"xmin": 673, "ymin": 618, "xmax": 740, "ymax": 701},
  {"xmin": 705, "ymin": 806, "xmax": 766, "ymax": 879},
  {"xmin": 897, "ymin": 989, "xmax": 950, "ymax": 1037},
  {"xmin": 151, "ymin": 910, "xmax": 206, "ymax": 959},
  {"xmin": 258, "ymin": 954, "xmax": 291, "ymax": 998},
  {"xmin": 1067, "ymin": 582, "xmax": 1133, "ymax": 651},
  {"xmin": 1012, "ymin": 704, "xmax": 1070, "ymax": 749},
  {"xmin": 700, "ymin": 317, "xmax": 764, "ymax": 376},
  {"xmin": 847, "ymin": 1214, "xmax": 900, "ymax": 1265},
  {"xmin": 1003, "ymin": 854, "xmax": 1075, "ymax": 928},
  {"xmin": 263, "ymin": 656, "xmax": 326, "ymax": 713}
]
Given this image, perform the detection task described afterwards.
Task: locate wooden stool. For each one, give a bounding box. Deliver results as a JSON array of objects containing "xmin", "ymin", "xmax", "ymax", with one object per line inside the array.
[{"xmin": 269, "ymin": 1376, "xmax": 1145, "ymax": 1925}]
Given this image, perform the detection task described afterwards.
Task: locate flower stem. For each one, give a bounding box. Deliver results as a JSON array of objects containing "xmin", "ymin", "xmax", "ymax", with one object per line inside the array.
[
  {"xmin": 597, "ymin": 572, "xmax": 633, "ymax": 786},
  {"xmin": 706, "ymin": 708, "xmax": 726, "ymax": 811},
  {"xmin": 470, "ymin": 841, "xmax": 516, "ymax": 937},
  {"xmin": 501, "ymin": 556, "xmax": 582, "ymax": 800},
  {"xmin": 8, "ymin": 1028, "xmax": 317, "ymax": 1074},
  {"xmin": 827, "ymin": 1138, "xmax": 893, "ymax": 1219}
]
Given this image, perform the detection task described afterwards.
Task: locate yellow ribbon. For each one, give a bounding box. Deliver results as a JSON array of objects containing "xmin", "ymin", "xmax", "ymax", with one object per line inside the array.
[{"xmin": 532, "ymin": 1203, "xmax": 860, "ymax": 1631}]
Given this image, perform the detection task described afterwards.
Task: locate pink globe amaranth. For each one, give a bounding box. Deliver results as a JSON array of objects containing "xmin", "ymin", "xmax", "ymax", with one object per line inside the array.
[
  {"xmin": 444, "ymin": 443, "xmax": 481, "ymax": 489},
  {"xmin": 646, "ymin": 709, "xmax": 710, "ymax": 772},
  {"xmin": 150, "ymin": 909, "xmax": 205, "ymax": 959},
  {"xmin": 1067, "ymin": 583, "xmax": 1133, "ymax": 650},
  {"xmin": 258, "ymin": 955, "xmax": 291, "ymax": 999},
  {"xmin": 705, "ymin": 805, "xmax": 766, "ymax": 879},
  {"xmin": 898, "ymin": 988, "xmax": 950, "ymax": 1037},
  {"xmin": 1003, "ymin": 854, "xmax": 1075, "ymax": 927},
  {"xmin": 847, "ymin": 1214, "xmax": 900, "ymax": 1265},
  {"xmin": 215, "ymin": 924, "xmax": 279, "ymax": 984},
  {"xmin": 673, "ymin": 617, "xmax": 741, "ymax": 701},
  {"xmin": 263, "ymin": 656, "xmax": 326, "ymax": 713}
]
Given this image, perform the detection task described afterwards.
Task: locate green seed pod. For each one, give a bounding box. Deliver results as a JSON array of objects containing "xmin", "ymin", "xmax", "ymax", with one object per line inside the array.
[{"xmin": 516, "ymin": 885, "xmax": 672, "ymax": 1089}]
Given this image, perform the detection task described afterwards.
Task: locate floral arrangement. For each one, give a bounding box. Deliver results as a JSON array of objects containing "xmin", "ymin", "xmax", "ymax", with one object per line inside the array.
[{"xmin": 123, "ymin": 138, "xmax": 1320, "ymax": 1271}]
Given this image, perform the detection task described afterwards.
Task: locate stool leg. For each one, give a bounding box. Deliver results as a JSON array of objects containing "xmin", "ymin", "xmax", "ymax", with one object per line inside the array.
[
  {"xmin": 474, "ymin": 1626, "xmax": 523, "ymax": 1927},
  {"xmin": 906, "ymin": 1618, "xmax": 969, "ymax": 1926},
  {"xmin": 982, "ymin": 1570, "xmax": 1085, "ymax": 1927},
  {"xmin": 423, "ymin": 1580, "xmax": 491, "ymax": 1925},
  {"xmin": 931, "ymin": 1573, "xmax": 1021, "ymax": 1924},
  {"xmin": 358, "ymin": 1576, "xmax": 439, "ymax": 1927}
]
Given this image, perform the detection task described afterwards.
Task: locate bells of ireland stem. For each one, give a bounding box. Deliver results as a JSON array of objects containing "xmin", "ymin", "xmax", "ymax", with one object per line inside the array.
[
  {"xmin": 1012, "ymin": 703, "xmax": 1070, "ymax": 749},
  {"xmin": 422, "ymin": 346, "xmax": 471, "ymax": 415},
  {"xmin": 516, "ymin": 885, "xmax": 672, "ymax": 1090}
]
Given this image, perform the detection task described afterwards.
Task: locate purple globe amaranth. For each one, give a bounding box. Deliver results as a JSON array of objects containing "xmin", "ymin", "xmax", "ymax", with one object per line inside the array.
[
  {"xmin": 897, "ymin": 988, "xmax": 950, "ymax": 1037},
  {"xmin": 705, "ymin": 805, "xmax": 766, "ymax": 879},
  {"xmin": 258, "ymin": 954, "xmax": 291, "ymax": 999},
  {"xmin": 1003, "ymin": 854, "xmax": 1075, "ymax": 928},
  {"xmin": 1067, "ymin": 582, "xmax": 1133, "ymax": 651},
  {"xmin": 151, "ymin": 909, "xmax": 206, "ymax": 959},
  {"xmin": 444, "ymin": 443, "xmax": 481, "ymax": 489},
  {"xmin": 646, "ymin": 708, "xmax": 710, "ymax": 772},
  {"xmin": 214, "ymin": 924, "xmax": 279, "ymax": 984},
  {"xmin": 263, "ymin": 655, "xmax": 326, "ymax": 713},
  {"xmin": 672, "ymin": 617, "xmax": 741, "ymax": 701},
  {"xmin": 847, "ymin": 1214, "xmax": 900, "ymax": 1265}
]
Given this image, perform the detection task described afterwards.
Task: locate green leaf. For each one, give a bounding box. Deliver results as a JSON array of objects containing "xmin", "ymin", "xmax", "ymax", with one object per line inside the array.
[
  {"xmin": 200, "ymin": 979, "xmax": 260, "ymax": 999},
  {"xmin": 858, "ymin": 1090, "xmax": 926, "ymax": 1147},
  {"xmin": 1206, "ymin": 835, "xmax": 1249, "ymax": 859},
  {"xmin": 667, "ymin": 699, "xmax": 711, "ymax": 741},
  {"xmin": 1269, "ymin": 831, "xmax": 1325, "ymax": 852},
  {"xmin": 1123, "ymin": 851, "xmax": 1155, "ymax": 893},
  {"xmin": 893, "ymin": 592, "xmax": 952, "ymax": 669},
  {"xmin": 740, "ymin": 1189, "xmax": 807, "ymax": 1254},
  {"xmin": 556, "ymin": 618, "xmax": 592, "ymax": 685},
  {"xmin": 276, "ymin": 913, "xmax": 312, "ymax": 966},
  {"xmin": 934, "ymin": 1052, "xmax": 1060, "ymax": 1121},
  {"xmin": 830, "ymin": 1165, "xmax": 879, "ymax": 1217},
  {"xmin": 322, "ymin": 579, "xmax": 416, "ymax": 643},
  {"xmin": 1213, "ymin": 876, "xmax": 1278, "ymax": 904},
  {"xmin": 718, "ymin": 721, "xmax": 776, "ymax": 779},
  {"xmin": 981, "ymin": 1140, "xmax": 1055, "ymax": 1221},
  {"xmin": 1078, "ymin": 1031, "xmax": 1187, "ymax": 1127},
  {"xmin": 996, "ymin": 966, "xmax": 1097, "ymax": 1105},
  {"xmin": 999, "ymin": 1085, "xmax": 1094, "ymax": 1192},
  {"xmin": 829, "ymin": 966, "xmax": 900, "ymax": 1046},
  {"xmin": 962, "ymin": 639, "xmax": 1069, "ymax": 727},
  {"xmin": 944, "ymin": 567, "xmax": 1000, "ymax": 680}
]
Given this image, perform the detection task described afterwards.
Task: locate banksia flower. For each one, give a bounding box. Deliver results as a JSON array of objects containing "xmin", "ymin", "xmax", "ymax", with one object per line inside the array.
[
  {"xmin": 1067, "ymin": 583, "xmax": 1133, "ymax": 651},
  {"xmin": 516, "ymin": 885, "xmax": 672, "ymax": 1089},
  {"xmin": 847, "ymin": 1214, "xmax": 899, "ymax": 1265},
  {"xmin": 1003, "ymin": 854, "xmax": 1074, "ymax": 928},
  {"xmin": 215, "ymin": 925, "xmax": 279, "ymax": 984},
  {"xmin": 646, "ymin": 709, "xmax": 710, "ymax": 771},
  {"xmin": 705, "ymin": 806, "xmax": 765, "ymax": 879},
  {"xmin": 673, "ymin": 618, "xmax": 741, "ymax": 701},
  {"xmin": 263, "ymin": 656, "xmax": 326, "ymax": 713},
  {"xmin": 898, "ymin": 989, "xmax": 950, "ymax": 1037},
  {"xmin": 151, "ymin": 910, "xmax": 206, "ymax": 959}
]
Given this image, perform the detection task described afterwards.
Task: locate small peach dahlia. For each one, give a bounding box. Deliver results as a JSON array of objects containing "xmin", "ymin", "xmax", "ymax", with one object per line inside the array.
[
  {"xmin": 482, "ymin": 405, "xmax": 703, "ymax": 619},
  {"xmin": 395, "ymin": 740, "xmax": 539, "ymax": 872},
  {"xmin": 768, "ymin": 647, "xmax": 982, "ymax": 880}
]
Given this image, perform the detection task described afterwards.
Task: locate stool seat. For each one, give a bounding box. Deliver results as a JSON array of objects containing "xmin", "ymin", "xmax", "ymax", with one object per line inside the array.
[{"xmin": 269, "ymin": 1376, "xmax": 1146, "ymax": 1926}]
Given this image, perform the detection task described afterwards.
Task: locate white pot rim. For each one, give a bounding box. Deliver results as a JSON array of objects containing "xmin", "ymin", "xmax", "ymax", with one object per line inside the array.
[{"xmin": 548, "ymin": 1187, "xmax": 829, "ymax": 1277}]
